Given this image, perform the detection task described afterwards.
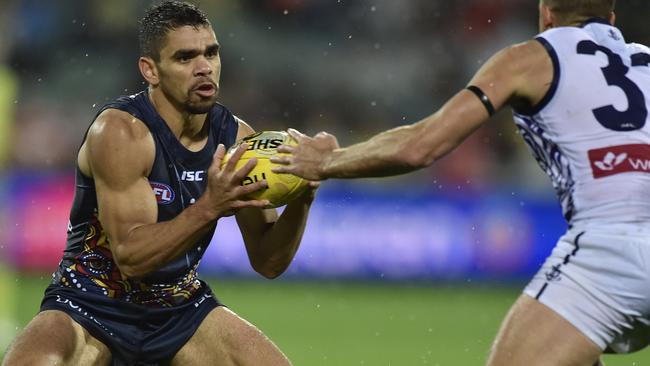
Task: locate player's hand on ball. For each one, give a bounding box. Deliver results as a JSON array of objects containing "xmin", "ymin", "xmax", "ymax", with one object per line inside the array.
[
  {"xmin": 221, "ymin": 131, "xmax": 311, "ymax": 208},
  {"xmin": 271, "ymin": 128, "xmax": 339, "ymax": 181},
  {"xmin": 204, "ymin": 143, "xmax": 270, "ymax": 217}
]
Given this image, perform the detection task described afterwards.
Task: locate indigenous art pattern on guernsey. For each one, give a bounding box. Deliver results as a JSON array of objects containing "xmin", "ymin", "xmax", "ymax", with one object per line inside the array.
[{"xmin": 57, "ymin": 217, "xmax": 202, "ymax": 308}]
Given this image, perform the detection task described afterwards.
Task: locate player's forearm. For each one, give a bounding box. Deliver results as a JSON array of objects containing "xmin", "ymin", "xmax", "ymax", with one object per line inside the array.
[
  {"xmin": 112, "ymin": 203, "xmax": 217, "ymax": 278},
  {"xmin": 322, "ymin": 122, "xmax": 433, "ymax": 179},
  {"xmin": 322, "ymin": 93, "xmax": 485, "ymax": 180},
  {"xmin": 250, "ymin": 192, "xmax": 315, "ymax": 278}
]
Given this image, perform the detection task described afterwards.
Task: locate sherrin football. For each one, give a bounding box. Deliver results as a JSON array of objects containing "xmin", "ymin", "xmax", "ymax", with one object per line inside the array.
[{"xmin": 222, "ymin": 131, "xmax": 309, "ymax": 208}]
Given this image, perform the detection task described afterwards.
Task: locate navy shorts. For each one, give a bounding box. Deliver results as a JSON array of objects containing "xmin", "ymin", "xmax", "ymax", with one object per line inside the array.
[{"xmin": 40, "ymin": 280, "xmax": 222, "ymax": 366}]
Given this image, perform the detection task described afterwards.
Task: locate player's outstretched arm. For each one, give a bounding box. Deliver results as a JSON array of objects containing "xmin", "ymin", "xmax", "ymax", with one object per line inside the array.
[
  {"xmin": 272, "ymin": 39, "xmax": 552, "ymax": 180},
  {"xmin": 234, "ymin": 119, "xmax": 317, "ymax": 278},
  {"xmin": 84, "ymin": 109, "xmax": 269, "ymax": 278}
]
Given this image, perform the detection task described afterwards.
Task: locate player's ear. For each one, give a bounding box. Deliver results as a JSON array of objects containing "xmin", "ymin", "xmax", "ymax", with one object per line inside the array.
[
  {"xmin": 539, "ymin": 3, "xmax": 555, "ymax": 31},
  {"xmin": 608, "ymin": 11, "xmax": 616, "ymax": 26},
  {"xmin": 139, "ymin": 56, "xmax": 160, "ymax": 86}
]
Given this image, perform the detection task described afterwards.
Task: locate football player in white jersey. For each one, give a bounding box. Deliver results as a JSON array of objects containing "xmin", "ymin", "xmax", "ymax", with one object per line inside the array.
[{"xmin": 272, "ymin": 0, "xmax": 650, "ymax": 365}]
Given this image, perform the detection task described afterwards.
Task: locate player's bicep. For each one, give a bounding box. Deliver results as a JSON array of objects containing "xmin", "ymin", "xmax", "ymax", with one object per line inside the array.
[
  {"xmin": 94, "ymin": 176, "xmax": 158, "ymax": 245},
  {"xmin": 85, "ymin": 110, "xmax": 157, "ymax": 246},
  {"xmin": 466, "ymin": 49, "xmax": 521, "ymax": 112},
  {"xmin": 468, "ymin": 40, "xmax": 552, "ymax": 112}
]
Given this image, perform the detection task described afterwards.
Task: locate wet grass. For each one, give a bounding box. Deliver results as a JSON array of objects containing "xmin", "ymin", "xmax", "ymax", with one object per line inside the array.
[{"xmin": 2, "ymin": 274, "xmax": 649, "ymax": 365}]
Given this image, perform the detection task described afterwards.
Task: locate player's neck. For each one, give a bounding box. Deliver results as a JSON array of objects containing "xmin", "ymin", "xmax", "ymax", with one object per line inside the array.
[
  {"xmin": 148, "ymin": 87, "xmax": 207, "ymax": 141},
  {"xmin": 550, "ymin": 16, "xmax": 614, "ymax": 30}
]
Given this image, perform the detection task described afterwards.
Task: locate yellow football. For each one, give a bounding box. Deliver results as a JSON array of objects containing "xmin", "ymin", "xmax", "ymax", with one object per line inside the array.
[{"xmin": 222, "ymin": 131, "xmax": 309, "ymax": 208}]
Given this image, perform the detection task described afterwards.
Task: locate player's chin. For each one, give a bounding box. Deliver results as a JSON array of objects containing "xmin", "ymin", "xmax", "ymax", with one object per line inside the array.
[{"xmin": 185, "ymin": 96, "xmax": 218, "ymax": 114}]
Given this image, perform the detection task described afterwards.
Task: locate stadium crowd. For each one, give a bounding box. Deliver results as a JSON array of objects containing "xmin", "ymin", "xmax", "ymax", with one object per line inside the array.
[{"xmin": 0, "ymin": 0, "xmax": 648, "ymax": 194}]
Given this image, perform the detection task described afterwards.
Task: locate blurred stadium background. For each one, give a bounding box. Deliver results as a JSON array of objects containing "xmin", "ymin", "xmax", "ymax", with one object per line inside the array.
[{"xmin": 1, "ymin": 0, "xmax": 649, "ymax": 364}]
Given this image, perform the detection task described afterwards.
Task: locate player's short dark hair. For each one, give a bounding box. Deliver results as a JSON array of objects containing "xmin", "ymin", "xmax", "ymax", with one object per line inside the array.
[
  {"xmin": 542, "ymin": 0, "xmax": 615, "ymax": 22},
  {"xmin": 139, "ymin": 1, "xmax": 211, "ymax": 61}
]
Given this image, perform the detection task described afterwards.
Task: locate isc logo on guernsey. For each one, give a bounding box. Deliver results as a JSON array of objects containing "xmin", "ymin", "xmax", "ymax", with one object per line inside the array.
[
  {"xmin": 181, "ymin": 170, "xmax": 205, "ymax": 181},
  {"xmin": 150, "ymin": 182, "xmax": 175, "ymax": 204}
]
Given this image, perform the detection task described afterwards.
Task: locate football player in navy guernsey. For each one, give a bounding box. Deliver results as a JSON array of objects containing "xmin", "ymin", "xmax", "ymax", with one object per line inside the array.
[
  {"xmin": 273, "ymin": 0, "xmax": 650, "ymax": 365},
  {"xmin": 2, "ymin": 1, "xmax": 317, "ymax": 365}
]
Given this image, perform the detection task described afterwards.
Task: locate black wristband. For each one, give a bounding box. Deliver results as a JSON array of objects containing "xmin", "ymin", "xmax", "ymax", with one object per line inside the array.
[{"xmin": 466, "ymin": 85, "xmax": 496, "ymax": 116}]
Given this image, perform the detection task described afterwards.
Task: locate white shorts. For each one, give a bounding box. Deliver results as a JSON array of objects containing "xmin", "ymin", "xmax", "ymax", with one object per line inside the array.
[{"xmin": 523, "ymin": 224, "xmax": 650, "ymax": 353}]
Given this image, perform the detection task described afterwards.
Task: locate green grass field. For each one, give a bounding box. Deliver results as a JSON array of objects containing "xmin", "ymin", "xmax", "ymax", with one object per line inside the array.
[{"xmin": 2, "ymin": 273, "xmax": 649, "ymax": 365}]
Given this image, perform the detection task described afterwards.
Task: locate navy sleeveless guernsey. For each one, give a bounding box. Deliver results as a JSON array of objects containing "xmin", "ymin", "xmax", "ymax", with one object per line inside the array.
[{"xmin": 51, "ymin": 91, "xmax": 239, "ymax": 307}]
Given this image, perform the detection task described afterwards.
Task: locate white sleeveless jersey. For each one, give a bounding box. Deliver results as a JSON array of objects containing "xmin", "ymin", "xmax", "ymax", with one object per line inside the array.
[{"xmin": 513, "ymin": 19, "xmax": 650, "ymax": 225}]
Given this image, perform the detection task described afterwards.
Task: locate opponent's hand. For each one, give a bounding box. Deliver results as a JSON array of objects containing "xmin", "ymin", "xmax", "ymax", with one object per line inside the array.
[
  {"xmin": 202, "ymin": 143, "xmax": 270, "ymax": 217},
  {"xmin": 271, "ymin": 128, "xmax": 339, "ymax": 181}
]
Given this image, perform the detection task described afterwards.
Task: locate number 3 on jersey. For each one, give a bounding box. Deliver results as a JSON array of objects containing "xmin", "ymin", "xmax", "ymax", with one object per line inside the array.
[{"xmin": 577, "ymin": 40, "xmax": 649, "ymax": 131}]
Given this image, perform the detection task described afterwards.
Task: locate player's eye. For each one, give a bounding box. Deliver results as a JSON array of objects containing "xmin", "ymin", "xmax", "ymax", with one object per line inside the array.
[
  {"xmin": 205, "ymin": 47, "xmax": 220, "ymax": 59},
  {"xmin": 174, "ymin": 51, "xmax": 196, "ymax": 63}
]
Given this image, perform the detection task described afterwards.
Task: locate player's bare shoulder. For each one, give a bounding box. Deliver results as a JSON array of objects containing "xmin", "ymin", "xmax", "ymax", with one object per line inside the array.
[
  {"xmin": 504, "ymin": 39, "xmax": 554, "ymax": 111},
  {"xmin": 234, "ymin": 116, "xmax": 255, "ymax": 140},
  {"xmin": 468, "ymin": 39, "xmax": 554, "ymax": 113},
  {"xmin": 506, "ymin": 39, "xmax": 551, "ymax": 67},
  {"xmin": 79, "ymin": 108, "xmax": 155, "ymax": 180}
]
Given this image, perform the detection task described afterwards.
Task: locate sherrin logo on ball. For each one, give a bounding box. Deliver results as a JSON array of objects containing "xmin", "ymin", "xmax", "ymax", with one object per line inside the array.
[{"xmin": 222, "ymin": 131, "xmax": 309, "ymax": 208}]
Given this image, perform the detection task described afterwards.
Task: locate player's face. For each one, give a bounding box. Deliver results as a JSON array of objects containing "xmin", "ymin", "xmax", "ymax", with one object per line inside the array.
[{"xmin": 156, "ymin": 25, "xmax": 221, "ymax": 114}]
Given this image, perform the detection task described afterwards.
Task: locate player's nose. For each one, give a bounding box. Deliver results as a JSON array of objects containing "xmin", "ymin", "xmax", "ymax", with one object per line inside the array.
[{"xmin": 194, "ymin": 57, "xmax": 213, "ymax": 76}]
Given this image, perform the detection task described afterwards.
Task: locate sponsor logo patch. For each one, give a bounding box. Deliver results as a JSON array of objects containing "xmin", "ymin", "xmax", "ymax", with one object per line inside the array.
[
  {"xmin": 150, "ymin": 182, "xmax": 175, "ymax": 204},
  {"xmin": 589, "ymin": 144, "xmax": 650, "ymax": 178}
]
